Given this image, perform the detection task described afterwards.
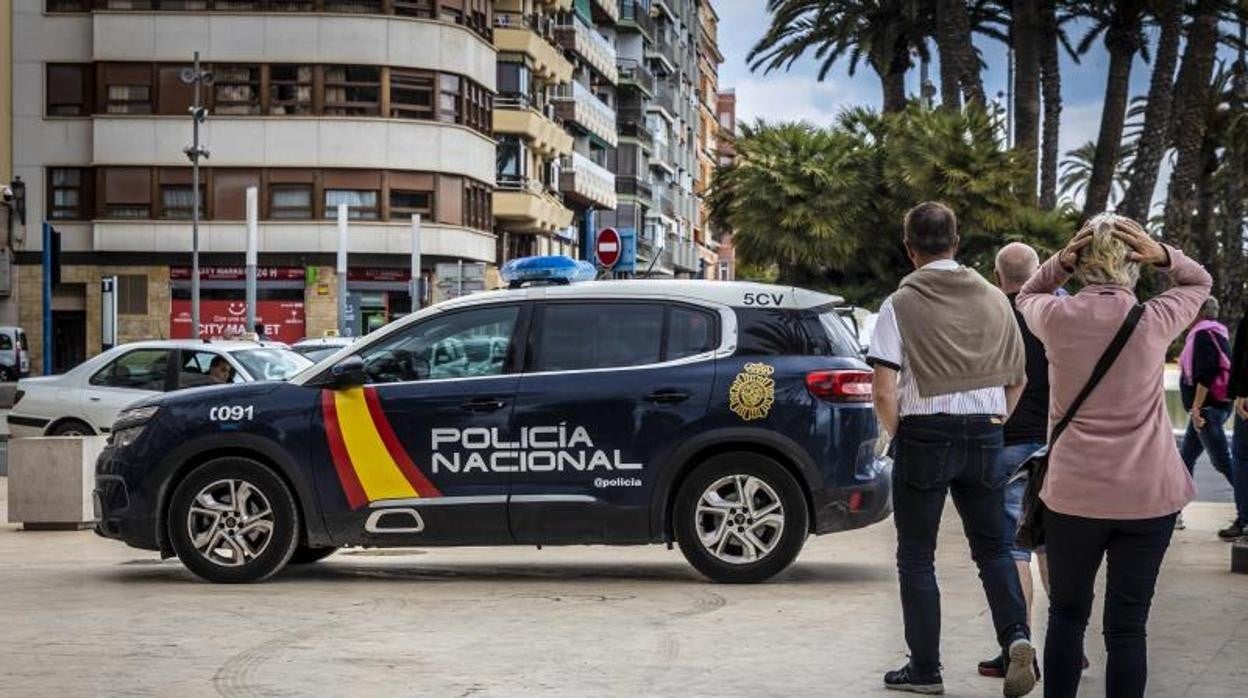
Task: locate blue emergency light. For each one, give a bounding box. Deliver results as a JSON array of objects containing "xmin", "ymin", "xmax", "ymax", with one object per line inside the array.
[{"xmin": 500, "ymin": 255, "xmax": 597, "ymax": 288}]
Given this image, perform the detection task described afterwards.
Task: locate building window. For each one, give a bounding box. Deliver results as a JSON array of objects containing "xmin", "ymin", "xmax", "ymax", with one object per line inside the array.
[
  {"xmin": 324, "ymin": 0, "xmax": 383, "ymax": 11},
  {"xmin": 324, "ymin": 66, "xmax": 381, "ymax": 116},
  {"xmin": 160, "ymin": 184, "xmax": 204, "ymax": 220},
  {"xmin": 105, "ymin": 84, "xmax": 151, "ymax": 114},
  {"xmin": 48, "ymin": 168, "xmax": 91, "ymax": 220},
  {"xmin": 325, "ymin": 189, "xmax": 380, "ymax": 220},
  {"xmin": 496, "ymin": 136, "xmax": 528, "ymax": 188},
  {"xmin": 270, "ymin": 184, "xmax": 314, "ymax": 219},
  {"xmin": 389, "ymin": 190, "xmax": 433, "ymax": 220},
  {"xmin": 269, "ymin": 65, "xmax": 314, "ymax": 115},
  {"xmin": 496, "ymin": 62, "xmax": 532, "ymax": 106},
  {"xmin": 46, "ymin": 0, "xmax": 91, "ymax": 11},
  {"xmin": 46, "ymin": 64, "xmax": 93, "ymax": 116},
  {"xmin": 464, "ymin": 179, "xmax": 491, "ymax": 232},
  {"xmin": 117, "ymin": 275, "xmax": 149, "ymax": 316},
  {"xmin": 213, "ymin": 65, "xmax": 261, "ymax": 115},
  {"xmin": 462, "ymin": 79, "xmax": 491, "ymax": 134},
  {"xmin": 390, "ymin": 69, "xmax": 435, "ymax": 120},
  {"xmin": 394, "ymin": 0, "xmax": 435, "ymax": 17},
  {"xmin": 438, "ymin": 74, "xmax": 461, "ymax": 124},
  {"xmin": 101, "ymin": 168, "xmax": 153, "ymax": 219}
]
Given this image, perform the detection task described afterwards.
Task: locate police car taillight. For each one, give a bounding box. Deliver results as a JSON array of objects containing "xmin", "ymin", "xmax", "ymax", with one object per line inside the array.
[{"xmin": 806, "ymin": 370, "xmax": 873, "ymax": 402}]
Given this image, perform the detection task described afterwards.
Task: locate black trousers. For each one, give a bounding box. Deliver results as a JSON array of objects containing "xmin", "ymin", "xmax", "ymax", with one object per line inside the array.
[{"xmin": 1043, "ymin": 509, "xmax": 1176, "ymax": 698}]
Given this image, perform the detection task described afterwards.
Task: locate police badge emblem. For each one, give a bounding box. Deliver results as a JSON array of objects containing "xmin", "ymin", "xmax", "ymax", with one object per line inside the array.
[{"xmin": 729, "ymin": 362, "xmax": 775, "ymax": 421}]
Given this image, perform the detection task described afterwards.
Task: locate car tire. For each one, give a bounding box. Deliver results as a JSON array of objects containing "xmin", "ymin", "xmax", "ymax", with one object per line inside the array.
[
  {"xmin": 287, "ymin": 545, "xmax": 338, "ymax": 565},
  {"xmin": 673, "ymin": 452, "xmax": 809, "ymax": 584},
  {"xmin": 48, "ymin": 419, "xmax": 95, "ymax": 436},
  {"xmin": 167, "ymin": 457, "xmax": 300, "ymax": 583}
]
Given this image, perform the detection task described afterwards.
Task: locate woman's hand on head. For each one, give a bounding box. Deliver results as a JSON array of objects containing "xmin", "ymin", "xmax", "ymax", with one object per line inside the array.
[
  {"xmin": 1058, "ymin": 226, "xmax": 1095, "ymax": 271},
  {"xmin": 1112, "ymin": 218, "xmax": 1167, "ymax": 265}
]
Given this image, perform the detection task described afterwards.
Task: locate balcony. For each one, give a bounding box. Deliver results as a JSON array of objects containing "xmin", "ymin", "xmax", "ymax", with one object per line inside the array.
[
  {"xmin": 617, "ymin": 58, "xmax": 656, "ymax": 97},
  {"xmin": 591, "ymin": 0, "xmax": 620, "ymax": 24},
  {"xmin": 648, "ymin": 79, "xmax": 676, "ymax": 119},
  {"xmin": 554, "ymin": 18, "xmax": 618, "ymax": 84},
  {"xmin": 618, "ymin": 113, "xmax": 654, "ymax": 150},
  {"xmin": 649, "ymin": 138, "xmax": 675, "ymax": 175},
  {"xmin": 616, "ymin": 175, "xmax": 653, "ymax": 202},
  {"xmin": 646, "ymin": 30, "xmax": 678, "ymax": 74},
  {"xmin": 494, "ymin": 13, "xmax": 574, "ymax": 84},
  {"xmin": 493, "ymin": 97, "xmax": 574, "ymax": 158},
  {"xmin": 560, "ymin": 151, "xmax": 618, "ymax": 210},
  {"xmin": 494, "ymin": 177, "xmax": 575, "ymax": 233},
  {"xmin": 551, "ymin": 81, "xmax": 618, "ymax": 147},
  {"xmin": 618, "ymin": 0, "xmax": 655, "ymax": 39},
  {"xmin": 671, "ymin": 237, "xmax": 700, "ymax": 273}
]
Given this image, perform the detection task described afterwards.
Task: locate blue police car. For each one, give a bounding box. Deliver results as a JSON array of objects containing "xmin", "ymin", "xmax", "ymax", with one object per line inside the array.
[{"xmin": 94, "ymin": 259, "xmax": 891, "ymax": 583}]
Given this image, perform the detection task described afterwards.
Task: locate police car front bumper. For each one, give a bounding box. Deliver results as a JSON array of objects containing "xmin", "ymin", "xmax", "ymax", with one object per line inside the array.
[
  {"xmin": 812, "ymin": 456, "xmax": 892, "ymax": 535},
  {"xmin": 93, "ymin": 445, "xmax": 161, "ymax": 552}
]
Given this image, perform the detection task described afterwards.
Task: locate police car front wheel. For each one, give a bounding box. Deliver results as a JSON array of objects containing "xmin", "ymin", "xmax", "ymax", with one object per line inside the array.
[
  {"xmin": 167, "ymin": 457, "xmax": 300, "ymax": 583},
  {"xmin": 674, "ymin": 453, "xmax": 808, "ymax": 584}
]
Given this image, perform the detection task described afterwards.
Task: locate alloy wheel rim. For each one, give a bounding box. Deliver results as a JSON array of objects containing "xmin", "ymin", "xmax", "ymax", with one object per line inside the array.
[
  {"xmin": 695, "ymin": 474, "xmax": 784, "ymax": 565},
  {"xmin": 186, "ymin": 478, "xmax": 275, "ymax": 567}
]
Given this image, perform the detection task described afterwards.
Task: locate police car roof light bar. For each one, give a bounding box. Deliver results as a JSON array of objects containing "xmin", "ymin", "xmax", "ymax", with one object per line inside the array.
[{"xmin": 500, "ymin": 255, "xmax": 597, "ymax": 289}]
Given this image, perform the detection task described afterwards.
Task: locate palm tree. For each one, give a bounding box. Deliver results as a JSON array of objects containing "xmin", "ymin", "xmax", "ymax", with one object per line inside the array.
[
  {"xmin": 936, "ymin": 0, "xmax": 986, "ymax": 109},
  {"xmin": 1013, "ymin": 0, "xmax": 1042, "ymax": 205},
  {"xmin": 1072, "ymin": 0, "xmax": 1149, "ymax": 217},
  {"xmin": 749, "ymin": 0, "xmax": 931, "ymax": 113},
  {"xmin": 1038, "ymin": 0, "xmax": 1073, "ymax": 209},
  {"xmin": 1162, "ymin": 0, "xmax": 1221, "ymax": 248},
  {"xmin": 1118, "ymin": 0, "xmax": 1184, "ymax": 221},
  {"xmin": 1059, "ymin": 141, "xmax": 1129, "ymax": 208}
]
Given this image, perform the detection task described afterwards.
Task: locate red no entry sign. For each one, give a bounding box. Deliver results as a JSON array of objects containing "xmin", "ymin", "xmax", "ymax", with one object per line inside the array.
[{"xmin": 596, "ymin": 228, "xmax": 621, "ymax": 268}]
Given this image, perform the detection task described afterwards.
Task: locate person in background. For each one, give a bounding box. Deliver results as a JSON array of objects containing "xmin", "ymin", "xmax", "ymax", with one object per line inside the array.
[
  {"xmin": 208, "ymin": 355, "xmax": 232, "ymax": 384},
  {"xmin": 1177, "ymin": 297, "xmax": 1235, "ymax": 535},
  {"xmin": 1017, "ymin": 215, "xmax": 1207, "ymax": 698},
  {"xmin": 978, "ymin": 243, "xmax": 1078, "ymax": 679},
  {"xmin": 869, "ymin": 202, "xmax": 1035, "ymax": 697},
  {"xmin": 1226, "ymin": 311, "xmax": 1248, "ymax": 541},
  {"xmin": 254, "ymin": 322, "xmax": 267, "ymax": 341}
]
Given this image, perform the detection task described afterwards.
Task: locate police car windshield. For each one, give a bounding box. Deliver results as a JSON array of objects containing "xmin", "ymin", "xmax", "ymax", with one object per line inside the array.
[
  {"xmin": 232, "ymin": 348, "xmax": 313, "ymax": 382},
  {"xmin": 292, "ymin": 345, "xmax": 342, "ymax": 363}
]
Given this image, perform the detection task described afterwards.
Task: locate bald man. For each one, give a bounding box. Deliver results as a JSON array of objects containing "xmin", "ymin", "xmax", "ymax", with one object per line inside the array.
[{"xmin": 978, "ymin": 243, "xmax": 1068, "ymax": 679}]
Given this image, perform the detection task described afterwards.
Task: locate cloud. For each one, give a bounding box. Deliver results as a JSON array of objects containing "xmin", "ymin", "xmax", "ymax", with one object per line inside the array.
[{"xmin": 732, "ymin": 74, "xmax": 882, "ymax": 127}]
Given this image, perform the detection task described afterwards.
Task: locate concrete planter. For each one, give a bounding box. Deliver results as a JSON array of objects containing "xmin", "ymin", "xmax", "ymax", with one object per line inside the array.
[{"xmin": 6, "ymin": 436, "xmax": 107, "ymax": 530}]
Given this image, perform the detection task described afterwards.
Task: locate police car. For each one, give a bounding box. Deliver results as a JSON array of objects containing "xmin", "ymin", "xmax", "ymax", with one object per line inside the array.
[{"xmin": 94, "ymin": 257, "xmax": 891, "ymax": 583}]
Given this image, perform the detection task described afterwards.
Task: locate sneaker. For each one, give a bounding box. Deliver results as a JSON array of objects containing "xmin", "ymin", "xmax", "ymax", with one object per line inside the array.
[
  {"xmin": 1217, "ymin": 521, "xmax": 1244, "ymax": 541},
  {"xmin": 977, "ymin": 654, "xmax": 1005, "ymax": 678},
  {"xmin": 1175, "ymin": 512, "xmax": 1186, "ymax": 530},
  {"xmin": 1003, "ymin": 639, "xmax": 1038, "ymax": 697},
  {"xmin": 980, "ymin": 653, "xmax": 1041, "ymax": 681},
  {"xmin": 884, "ymin": 663, "xmax": 945, "ymax": 694}
]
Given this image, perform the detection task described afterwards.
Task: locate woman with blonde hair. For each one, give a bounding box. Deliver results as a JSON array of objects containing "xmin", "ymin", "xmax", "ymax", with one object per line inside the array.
[{"xmin": 1016, "ymin": 215, "xmax": 1211, "ymax": 697}]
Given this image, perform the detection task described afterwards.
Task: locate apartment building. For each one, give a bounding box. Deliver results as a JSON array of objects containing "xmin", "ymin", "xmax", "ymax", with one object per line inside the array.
[
  {"xmin": 693, "ymin": 0, "xmax": 719, "ymax": 279},
  {"xmin": 8, "ymin": 1, "xmax": 498, "ymax": 372},
  {"xmin": 715, "ymin": 87, "xmax": 736, "ymax": 281}
]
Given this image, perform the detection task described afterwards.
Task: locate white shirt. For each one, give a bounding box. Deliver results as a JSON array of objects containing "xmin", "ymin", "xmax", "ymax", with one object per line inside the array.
[{"xmin": 867, "ymin": 259, "xmax": 1008, "ymax": 417}]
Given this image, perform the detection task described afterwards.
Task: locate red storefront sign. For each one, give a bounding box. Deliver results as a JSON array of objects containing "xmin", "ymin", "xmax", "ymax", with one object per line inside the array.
[
  {"xmin": 170, "ymin": 266, "xmax": 306, "ymax": 281},
  {"xmin": 171, "ymin": 300, "xmax": 306, "ymax": 344}
]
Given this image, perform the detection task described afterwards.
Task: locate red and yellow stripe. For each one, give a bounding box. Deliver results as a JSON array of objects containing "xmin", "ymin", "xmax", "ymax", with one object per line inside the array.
[{"xmin": 322, "ymin": 387, "xmax": 441, "ymax": 510}]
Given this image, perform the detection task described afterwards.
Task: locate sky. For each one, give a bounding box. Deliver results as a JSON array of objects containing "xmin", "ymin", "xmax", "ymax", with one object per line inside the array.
[{"xmin": 713, "ymin": 1, "xmax": 1244, "ymax": 212}]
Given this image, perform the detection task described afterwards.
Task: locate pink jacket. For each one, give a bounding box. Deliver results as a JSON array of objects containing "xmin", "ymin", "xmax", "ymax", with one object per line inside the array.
[{"xmin": 1016, "ymin": 246, "xmax": 1210, "ymax": 520}]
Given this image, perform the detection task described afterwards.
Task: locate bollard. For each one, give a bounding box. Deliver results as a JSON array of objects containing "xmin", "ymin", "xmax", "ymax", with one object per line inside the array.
[
  {"xmin": 7, "ymin": 436, "xmax": 106, "ymax": 530},
  {"xmin": 1233, "ymin": 540, "xmax": 1248, "ymax": 575}
]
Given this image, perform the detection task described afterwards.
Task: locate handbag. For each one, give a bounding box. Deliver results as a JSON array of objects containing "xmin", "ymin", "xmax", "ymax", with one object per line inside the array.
[{"xmin": 1014, "ymin": 303, "xmax": 1145, "ymax": 550}]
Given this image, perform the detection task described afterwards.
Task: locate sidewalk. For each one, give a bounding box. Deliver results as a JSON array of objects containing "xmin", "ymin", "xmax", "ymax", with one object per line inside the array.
[{"xmin": 0, "ymin": 476, "xmax": 1244, "ymax": 696}]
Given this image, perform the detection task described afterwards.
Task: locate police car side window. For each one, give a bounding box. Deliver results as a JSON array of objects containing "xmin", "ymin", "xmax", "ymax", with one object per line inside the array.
[
  {"xmin": 734, "ymin": 309, "xmax": 811, "ymax": 356},
  {"xmin": 357, "ymin": 306, "xmax": 519, "ymax": 384},
  {"xmin": 534, "ymin": 303, "xmax": 664, "ymax": 371},
  {"xmin": 667, "ymin": 306, "xmax": 718, "ymax": 360}
]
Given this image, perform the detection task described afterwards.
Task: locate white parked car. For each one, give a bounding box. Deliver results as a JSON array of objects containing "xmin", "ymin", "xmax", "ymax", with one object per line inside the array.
[
  {"xmin": 290, "ymin": 336, "xmax": 356, "ymax": 363},
  {"xmin": 7, "ymin": 339, "xmax": 312, "ymax": 438}
]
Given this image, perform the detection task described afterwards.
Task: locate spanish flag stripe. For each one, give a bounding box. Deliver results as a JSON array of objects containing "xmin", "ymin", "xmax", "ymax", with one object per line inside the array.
[
  {"xmin": 321, "ymin": 390, "xmax": 368, "ymax": 510},
  {"xmin": 363, "ymin": 387, "xmax": 442, "ymax": 498},
  {"xmin": 332, "ymin": 388, "xmax": 418, "ymax": 502}
]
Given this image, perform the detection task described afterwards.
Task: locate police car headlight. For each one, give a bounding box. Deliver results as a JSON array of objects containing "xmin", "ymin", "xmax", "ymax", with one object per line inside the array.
[{"xmin": 111, "ymin": 406, "xmax": 160, "ymax": 447}]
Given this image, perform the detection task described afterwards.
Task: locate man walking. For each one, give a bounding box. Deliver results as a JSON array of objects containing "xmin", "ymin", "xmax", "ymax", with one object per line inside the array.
[
  {"xmin": 869, "ymin": 202, "xmax": 1035, "ymax": 696},
  {"xmin": 977, "ymin": 243, "xmax": 1069, "ymax": 679}
]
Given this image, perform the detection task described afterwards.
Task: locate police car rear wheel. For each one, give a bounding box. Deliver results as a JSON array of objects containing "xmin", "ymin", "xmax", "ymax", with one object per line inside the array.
[
  {"xmin": 674, "ymin": 453, "xmax": 808, "ymax": 584},
  {"xmin": 168, "ymin": 458, "xmax": 300, "ymax": 583}
]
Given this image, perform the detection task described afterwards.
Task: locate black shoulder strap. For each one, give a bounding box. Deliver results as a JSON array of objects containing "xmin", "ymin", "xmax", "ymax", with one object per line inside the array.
[{"xmin": 1050, "ymin": 304, "xmax": 1145, "ymax": 446}]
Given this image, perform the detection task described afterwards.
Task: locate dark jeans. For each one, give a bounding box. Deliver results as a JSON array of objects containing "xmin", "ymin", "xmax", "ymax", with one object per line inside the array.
[
  {"xmin": 1044, "ymin": 510, "xmax": 1176, "ymax": 698},
  {"xmin": 1234, "ymin": 413, "xmax": 1248, "ymax": 526},
  {"xmin": 892, "ymin": 414, "xmax": 1029, "ymax": 675},
  {"xmin": 1180, "ymin": 405, "xmax": 1233, "ymax": 487}
]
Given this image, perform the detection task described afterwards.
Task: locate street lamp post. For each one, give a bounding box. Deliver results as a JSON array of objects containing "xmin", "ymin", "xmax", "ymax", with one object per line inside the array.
[{"xmin": 181, "ymin": 53, "xmax": 212, "ymax": 338}]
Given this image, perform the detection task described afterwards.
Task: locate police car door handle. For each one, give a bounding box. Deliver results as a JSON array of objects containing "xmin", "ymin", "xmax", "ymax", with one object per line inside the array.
[
  {"xmin": 461, "ymin": 397, "xmax": 506, "ymax": 413},
  {"xmin": 645, "ymin": 390, "xmax": 690, "ymax": 404}
]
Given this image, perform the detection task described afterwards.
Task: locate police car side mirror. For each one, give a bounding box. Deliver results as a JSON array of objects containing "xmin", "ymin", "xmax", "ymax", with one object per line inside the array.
[{"xmin": 329, "ymin": 355, "xmax": 368, "ymax": 390}]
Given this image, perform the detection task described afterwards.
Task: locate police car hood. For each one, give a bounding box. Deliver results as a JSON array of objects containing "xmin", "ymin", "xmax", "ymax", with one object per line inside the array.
[{"xmin": 135, "ymin": 381, "xmax": 286, "ymax": 410}]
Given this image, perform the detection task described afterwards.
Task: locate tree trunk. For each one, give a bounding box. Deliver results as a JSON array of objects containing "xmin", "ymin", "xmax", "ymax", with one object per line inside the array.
[
  {"xmin": 1191, "ymin": 137, "xmax": 1219, "ymax": 287},
  {"xmin": 1039, "ymin": 0, "xmax": 1061, "ymax": 210},
  {"xmin": 1013, "ymin": 0, "xmax": 1042, "ymax": 206},
  {"xmin": 878, "ymin": 44, "xmax": 910, "ymax": 113},
  {"xmin": 946, "ymin": 0, "xmax": 984, "ymax": 107},
  {"xmin": 1119, "ymin": 1, "xmax": 1182, "ymax": 222},
  {"xmin": 1162, "ymin": 0, "xmax": 1220, "ymax": 249},
  {"xmin": 1082, "ymin": 16, "xmax": 1141, "ymax": 217},
  {"xmin": 935, "ymin": 0, "xmax": 963, "ymax": 110}
]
